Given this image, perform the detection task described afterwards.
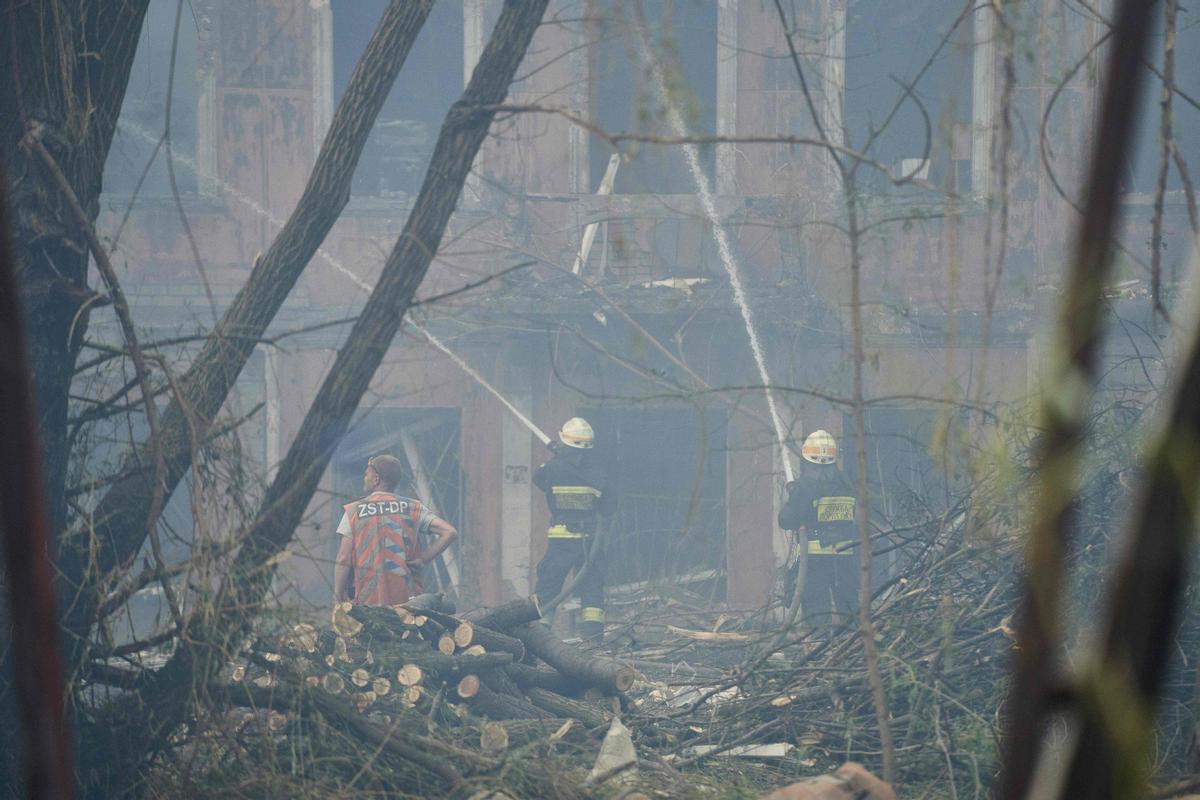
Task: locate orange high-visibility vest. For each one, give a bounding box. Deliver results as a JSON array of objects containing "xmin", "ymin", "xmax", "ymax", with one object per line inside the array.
[{"xmin": 343, "ymin": 491, "xmax": 424, "ymax": 605}]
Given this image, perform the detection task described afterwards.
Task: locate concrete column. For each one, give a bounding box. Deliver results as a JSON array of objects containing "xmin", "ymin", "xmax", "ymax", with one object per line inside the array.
[
  {"xmin": 500, "ymin": 366, "xmax": 534, "ymax": 598},
  {"xmin": 264, "ymin": 345, "xmax": 281, "ymax": 481},
  {"xmin": 822, "ymin": 0, "xmax": 847, "ymax": 188},
  {"xmin": 972, "ymin": 4, "xmax": 996, "ymax": 196},
  {"xmin": 196, "ymin": 69, "xmax": 219, "ymax": 197},
  {"xmin": 462, "ymin": 381, "xmax": 504, "ymax": 607},
  {"xmin": 311, "ymin": 0, "xmax": 334, "ymax": 157},
  {"xmin": 568, "ymin": 7, "xmax": 588, "ymax": 195},
  {"xmin": 195, "ymin": 4, "xmax": 219, "ymax": 198},
  {"xmin": 463, "ymin": 0, "xmax": 488, "ymax": 204},
  {"xmin": 725, "ymin": 408, "xmax": 778, "ymax": 608},
  {"xmin": 716, "ymin": 0, "xmax": 738, "ymax": 194}
]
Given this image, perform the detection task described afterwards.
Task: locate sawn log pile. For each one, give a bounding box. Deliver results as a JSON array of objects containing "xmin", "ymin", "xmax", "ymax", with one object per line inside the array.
[{"xmin": 225, "ymin": 593, "xmax": 647, "ymax": 794}]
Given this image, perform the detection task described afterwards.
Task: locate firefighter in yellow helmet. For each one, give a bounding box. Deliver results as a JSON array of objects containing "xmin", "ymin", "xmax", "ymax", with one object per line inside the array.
[
  {"xmin": 778, "ymin": 429, "xmax": 859, "ymax": 623},
  {"xmin": 532, "ymin": 417, "xmax": 616, "ymax": 640}
]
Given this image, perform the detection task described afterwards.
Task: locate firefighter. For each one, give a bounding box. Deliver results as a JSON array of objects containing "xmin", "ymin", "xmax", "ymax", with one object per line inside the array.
[
  {"xmin": 778, "ymin": 430, "xmax": 859, "ymax": 623},
  {"xmin": 532, "ymin": 417, "xmax": 616, "ymax": 640},
  {"xmin": 333, "ymin": 454, "xmax": 458, "ymax": 606}
]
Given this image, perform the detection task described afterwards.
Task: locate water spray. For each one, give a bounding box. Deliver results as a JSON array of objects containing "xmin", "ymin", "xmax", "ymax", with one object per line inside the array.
[
  {"xmin": 113, "ymin": 121, "xmax": 555, "ymax": 448},
  {"xmin": 634, "ymin": 32, "xmax": 796, "ymax": 483}
]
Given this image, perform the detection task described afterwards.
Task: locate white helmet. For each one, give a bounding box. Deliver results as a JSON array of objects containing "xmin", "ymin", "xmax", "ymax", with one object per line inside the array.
[
  {"xmin": 558, "ymin": 417, "xmax": 594, "ymax": 449},
  {"xmin": 801, "ymin": 429, "xmax": 837, "ymax": 465}
]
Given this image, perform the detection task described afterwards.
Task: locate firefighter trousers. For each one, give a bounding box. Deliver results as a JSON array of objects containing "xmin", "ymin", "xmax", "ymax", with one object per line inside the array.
[
  {"xmin": 534, "ymin": 537, "xmax": 605, "ymax": 638},
  {"xmin": 785, "ymin": 553, "xmax": 858, "ymax": 625}
]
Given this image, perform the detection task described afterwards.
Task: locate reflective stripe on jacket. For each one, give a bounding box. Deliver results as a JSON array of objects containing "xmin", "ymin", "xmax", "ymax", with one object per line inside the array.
[
  {"xmin": 534, "ymin": 452, "xmax": 614, "ymax": 537},
  {"xmin": 344, "ymin": 491, "xmax": 423, "ymax": 605}
]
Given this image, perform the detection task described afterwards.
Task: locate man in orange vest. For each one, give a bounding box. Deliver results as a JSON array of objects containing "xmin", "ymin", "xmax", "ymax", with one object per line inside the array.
[{"xmin": 333, "ymin": 454, "xmax": 458, "ymax": 606}]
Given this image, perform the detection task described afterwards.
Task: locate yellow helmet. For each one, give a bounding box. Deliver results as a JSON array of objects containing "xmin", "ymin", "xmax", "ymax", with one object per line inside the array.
[
  {"xmin": 558, "ymin": 417, "xmax": 594, "ymax": 449},
  {"xmin": 801, "ymin": 429, "xmax": 837, "ymax": 465}
]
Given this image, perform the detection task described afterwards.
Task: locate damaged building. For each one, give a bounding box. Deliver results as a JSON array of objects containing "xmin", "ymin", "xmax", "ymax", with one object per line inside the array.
[{"xmin": 95, "ymin": 0, "xmax": 1198, "ymax": 628}]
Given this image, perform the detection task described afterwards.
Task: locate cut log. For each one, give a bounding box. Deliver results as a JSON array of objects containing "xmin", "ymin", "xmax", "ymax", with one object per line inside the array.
[
  {"xmin": 438, "ymin": 634, "xmax": 457, "ymax": 655},
  {"xmin": 458, "ymin": 680, "xmax": 543, "ymax": 720},
  {"xmin": 457, "ymin": 674, "xmax": 482, "ymax": 700},
  {"xmin": 479, "ymin": 667, "xmax": 522, "ymax": 698},
  {"xmin": 371, "ymin": 645, "xmax": 513, "ymax": 676},
  {"xmin": 462, "ymin": 645, "xmax": 486, "ymax": 657},
  {"xmin": 287, "ymin": 623, "xmax": 320, "ymax": 652},
  {"xmin": 397, "ymin": 663, "xmax": 423, "ymax": 687},
  {"xmin": 351, "ymin": 668, "xmax": 371, "ymax": 688},
  {"xmin": 403, "ymin": 591, "xmax": 455, "ymax": 613},
  {"xmin": 353, "ymin": 691, "xmax": 376, "ymax": 713},
  {"xmin": 464, "ymin": 626, "xmax": 525, "ymax": 660},
  {"xmin": 332, "ymin": 602, "xmax": 364, "ymax": 637},
  {"xmin": 526, "ymin": 687, "xmax": 611, "ymax": 729},
  {"xmin": 350, "ymin": 604, "xmax": 445, "ymax": 644},
  {"xmin": 410, "ymin": 606, "xmax": 528, "ymax": 660},
  {"xmin": 231, "ymin": 665, "xmax": 246, "ymax": 682},
  {"xmin": 321, "ymin": 673, "xmax": 345, "ymax": 695},
  {"xmin": 465, "ymin": 596, "xmax": 543, "ymax": 631},
  {"xmin": 373, "ymin": 677, "xmax": 392, "ymax": 696},
  {"xmin": 504, "ymin": 663, "xmax": 578, "ymax": 695},
  {"xmin": 514, "ymin": 623, "xmax": 636, "ymax": 694}
]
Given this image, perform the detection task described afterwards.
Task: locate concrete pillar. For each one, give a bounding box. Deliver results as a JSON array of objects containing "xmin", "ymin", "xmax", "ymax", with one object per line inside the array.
[
  {"xmin": 312, "ymin": 0, "xmax": 334, "ymax": 156},
  {"xmin": 500, "ymin": 363, "xmax": 534, "ymax": 598},
  {"xmin": 972, "ymin": 4, "xmax": 996, "ymax": 196},
  {"xmin": 716, "ymin": 0, "xmax": 739, "ymax": 194},
  {"xmin": 725, "ymin": 408, "xmax": 778, "ymax": 608},
  {"xmin": 263, "ymin": 345, "xmax": 281, "ymax": 481},
  {"xmin": 462, "ymin": 362, "xmax": 505, "ymax": 607},
  {"xmin": 568, "ymin": 7, "xmax": 588, "ymax": 195},
  {"xmin": 463, "ymin": 0, "xmax": 488, "ymax": 204},
  {"xmin": 822, "ymin": 0, "xmax": 847, "ymax": 188}
]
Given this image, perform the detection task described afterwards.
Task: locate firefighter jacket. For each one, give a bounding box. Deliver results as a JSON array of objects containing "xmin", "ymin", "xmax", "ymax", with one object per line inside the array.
[
  {"xmin": 778, "ymin": 475, "xmax": 857, "ymax": 555},
  {"xmin": 533, "ymin": 451, "xmax": 616, "ymax": 538},
  {"xmin": 338, "ymin": 490, "xmax": 435, "ymax": 604}
]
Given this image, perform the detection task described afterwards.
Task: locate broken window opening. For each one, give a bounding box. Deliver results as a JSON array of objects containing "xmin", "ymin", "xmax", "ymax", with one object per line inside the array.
[
  {"xmin": 844, "ymin": 0, "xmax": 974, "ymax": 195},
  {"xmin": 102, "ymin": 0, "xmax": 200, "ymax": 198},
  {"xmin": 588, "ymin": 0, "xmax": 719, "ymax": 194},
  {"xmin": 331, "ymin": 0, "xmax": 464, "ymax": 202}
]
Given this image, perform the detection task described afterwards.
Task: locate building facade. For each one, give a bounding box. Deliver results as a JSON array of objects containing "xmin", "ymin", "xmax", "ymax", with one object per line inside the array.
[{"xmin": 97, "ymin": 0, "xmax": 1197, "ymax": 615}]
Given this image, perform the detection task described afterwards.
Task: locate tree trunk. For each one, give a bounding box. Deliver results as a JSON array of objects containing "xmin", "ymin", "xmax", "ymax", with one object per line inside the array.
[
  {"xmin": 1, "ymin": 2, "xmax": 149, "ymax": 790},
  {"xmin": 0, "ymin": 164, "xmax": 74, "ymax": 800},
  {"xmin": 1, "ymin": 0, "xmax": 149, "ymax": 573}
]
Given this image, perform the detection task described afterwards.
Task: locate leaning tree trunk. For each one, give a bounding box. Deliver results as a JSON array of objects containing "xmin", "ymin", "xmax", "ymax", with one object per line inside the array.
[
  {"xmin": 58, "ymin": 0, "xmax": 436, "ymax": 667},
  {"xmin": 88, "ymin": 1, "xmax": 550, "ymax": 789}
]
